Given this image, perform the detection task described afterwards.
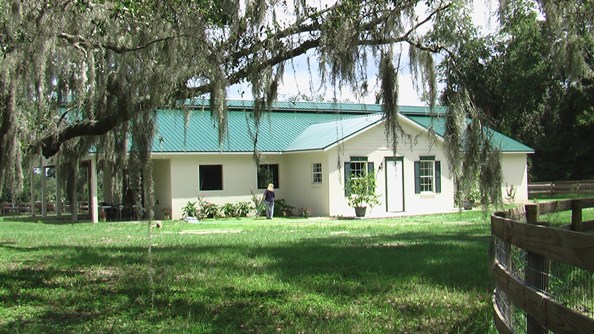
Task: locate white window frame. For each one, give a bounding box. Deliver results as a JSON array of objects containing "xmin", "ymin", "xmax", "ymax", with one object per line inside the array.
[
  {"xmin": 312, "ymin": 163, "xmax": 322, "ymax": 184},
  {"xmin": 349, "ymin": 158, "xmax": 368, "ymax": 183},
  {"xmin": 419, "ymin": 160, "xmax": 435, "ymax": 193}
]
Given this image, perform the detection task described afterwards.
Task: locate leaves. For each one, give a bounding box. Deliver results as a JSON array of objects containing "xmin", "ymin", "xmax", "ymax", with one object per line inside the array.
[{"xmin": 347, "ymin": 172, "xmax": 380, "ymax": 209}]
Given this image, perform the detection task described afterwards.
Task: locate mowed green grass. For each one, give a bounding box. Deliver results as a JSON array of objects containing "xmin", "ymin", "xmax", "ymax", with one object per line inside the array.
[{"xmin": 0, "ymin": 212, "xmax": 498, "ymax": 333}]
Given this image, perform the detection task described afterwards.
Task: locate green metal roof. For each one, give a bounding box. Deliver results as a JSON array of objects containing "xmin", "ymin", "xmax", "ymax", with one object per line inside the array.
[
  {"xmin": 185, "ymin": 98, "xmax": 446, "ymax": 115},
  {"xmin": 153, "ymin": 108, "xmax": 358, "ymax": 152},
  {"xmin": 152, "ymin": 100, "xmax": 532, "ymax": 154},
  {"xmin": 405, "ymin": 115, "xmax": 535, "ymax": 153},
  {"xmin": 285, "ymin": 114, "xmax": 384, "ymax": 152}
]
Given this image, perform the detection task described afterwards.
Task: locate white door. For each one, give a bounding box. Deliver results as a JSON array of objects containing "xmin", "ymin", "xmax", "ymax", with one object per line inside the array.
[{"xmin": 386, "ymin": 159, "xmax": 404, "ymax": 212}]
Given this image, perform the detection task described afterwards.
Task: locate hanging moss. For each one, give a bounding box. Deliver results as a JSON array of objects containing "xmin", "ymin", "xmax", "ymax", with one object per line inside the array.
[
  {"xmin": 0, "ymin": 1, "xmax": 522, "ymax": 212},
  {"xmin": 130, "ymin": 109, "xmax": 156, "ymax": 220},
  {"xmin": 209, "ymin": 65, "xmax": 228, "ymax": 148},
  {"xmin": 380, "ymin": 51, "xmax": 400, "ymax": 155}
]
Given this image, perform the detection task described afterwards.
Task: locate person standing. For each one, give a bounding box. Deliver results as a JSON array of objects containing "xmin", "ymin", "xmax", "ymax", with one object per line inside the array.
[{"xmin": 263, "ymin": 183, "xmax": 275, "ymax": 219}]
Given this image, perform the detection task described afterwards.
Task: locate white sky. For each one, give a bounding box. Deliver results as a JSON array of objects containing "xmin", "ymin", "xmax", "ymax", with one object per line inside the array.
[{"xmin": 228, "ymin": 0, "xmax": 497, "ymax": 106}]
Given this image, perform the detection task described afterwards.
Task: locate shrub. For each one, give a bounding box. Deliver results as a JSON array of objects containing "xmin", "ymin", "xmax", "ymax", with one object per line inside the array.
[
  {"xmin": 250, "ymin": 188, "xmax": 265, "ymax": 216},
  {"xmin": 298, "ymin": 208, "xmax": 312, "ymax": 218},
  {"xmin": 234, "ymin": 201, "xmax": 253, "ymax": 217},
  {"xmin": 162, "ymin": 207, "xmax": 172, "ymax": 220},
  {"xmin": 222, "ymin": 201, "xmax": 255, "ymax": 218},
  {"xmin": 182, "ymin": 201, "xmax": 198, "ymax": 218},
  {"xmin": 273, "ymin": 199, "xmax": 294, "ymax": 217},
  {"xmin": 222, "ymin": 203, "xmax": 236, "ymax": 217},
  {"xmin": 198, "ymin": 196, "xmax": 220, "ymax": 219}
]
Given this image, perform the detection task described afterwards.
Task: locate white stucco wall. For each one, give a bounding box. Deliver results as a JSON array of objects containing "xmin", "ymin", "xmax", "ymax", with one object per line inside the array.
[
  {"xmin": 156, "ymin": 120, "xmax": 529, "ymax": 218},
  {"xmin": 166, "ymin": 153, "xmax": 285, "ymax": 219},
  {"xmin": 152, "ymin": 158, "xmax": 172, "ymax": 219},
  {"xmin": 283, "ymin": 152, "xmax": 329, "ymax": 217},
  {"xmin": 501, "ymin": 153, "xmax": 530, "ymax": 202},
  {"xmin": 325, "ymin": 119, "xmax": 456, "ymax": 217}
]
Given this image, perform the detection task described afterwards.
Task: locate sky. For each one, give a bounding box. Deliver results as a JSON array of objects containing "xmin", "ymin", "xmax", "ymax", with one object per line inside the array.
[{"xmin": 227, "ymin": 0, "xmax": 497, "ymax": 106}]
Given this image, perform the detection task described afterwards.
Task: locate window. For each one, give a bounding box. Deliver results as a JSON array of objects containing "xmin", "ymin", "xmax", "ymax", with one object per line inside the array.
[
  {"xmin": 419, "ymin": 160, "xmax": 434, "ymax": 192},
  {"xmin": 257, "ymin": 164, "xmax": 279, "ymax": 189},
  {"xmin": 199, "ymin": 165, "xmax": 223, "ymax": 190},
  {"xmin": 350, "ymin": 158, "xmax": 367, "ymax": 179},
  {"xmin": 344, "ymin": 157, "xmax": 374, "ymax": 196},
  {"xmin": 312, "ymin": 163, "xmax": 322, "ymax": 184},
  {"xmin": 414, "ymin": 157, "xmax": 441, "ymax": 194}
]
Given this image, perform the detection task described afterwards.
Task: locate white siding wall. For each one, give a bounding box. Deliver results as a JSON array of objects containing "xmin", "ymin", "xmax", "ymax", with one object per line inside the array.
[
  {"xmin": 284, "ymin": 152, "xmax": 329, "ymax": 217},
  {"xmin": 168, "ymin": 153, "xmax": 284, "ymax": 219},
  {"xmin": 152, "ymin": 159, "xmax": 172, "ymax": 219},
  {"xmin": 159, "ymin": 121, "xmax": 528, "ymax": 218},
  {"xmin": 326, "ymin": 120, "xmax": 456, "ymax": 216},
  {"xmin": 501, "ymin": 153, "xmax": 530, "ymax": 202}
]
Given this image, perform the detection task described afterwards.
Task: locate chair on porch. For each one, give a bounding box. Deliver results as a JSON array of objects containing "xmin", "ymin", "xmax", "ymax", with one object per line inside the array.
[
  {"xmin": 79, "ymin": 201, "xmax": 89, "ymax": 213},
  {"xmin": 2, "ymin": 202, "xmax": 19, "ymax": 216},
  {"xmin": 18, "ymin": 203, "xmax": 31, "ymax": 214}
]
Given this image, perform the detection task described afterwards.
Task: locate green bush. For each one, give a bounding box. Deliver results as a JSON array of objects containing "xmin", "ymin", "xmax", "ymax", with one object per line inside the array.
[
  {"xmin": 298, "ymin": 207, "xmax": 312, "ymax": 218},
  {"xmin": 182, "ymin": 201, "xmax": 198, "ymax": 218},
  {"xmin": 273, "ymin": 199, "xmax": 294, "ymax": 217},
  {"xmin": 222, "ymin": 203, "xmax": 236, "ymax": 217},
  {"xmin": 234, "ymin": 201, "xmax": 253, "ymax": 217},
  {"xmin": 222, "ymin": 201, "xmax": 255, "ymax": 218},
  {"xmin": 198, "ymin": 196, "xmax": 220, "ymax": 219}
]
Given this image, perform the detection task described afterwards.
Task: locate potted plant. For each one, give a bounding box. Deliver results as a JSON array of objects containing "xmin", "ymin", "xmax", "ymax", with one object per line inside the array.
[
  {"xmin": 298, "ymin": 207, "xmax": 312, "ymax": 218},
  {"xmin": 162, "ymin": 207, "xmax": 172, "ymax": 220},
  {"xmin": 347, "ymin": 172, "xmax": 380, "ymax": 217},
  {"xmin": 462, "ymin": 185, "xmax": 480, "ymax": 210}
]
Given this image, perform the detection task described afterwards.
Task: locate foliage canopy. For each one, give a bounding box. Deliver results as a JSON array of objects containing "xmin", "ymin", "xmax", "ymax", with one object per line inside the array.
[{"xmin": 1, "ymin": 0, "xmax": 591, "ymax": 216}]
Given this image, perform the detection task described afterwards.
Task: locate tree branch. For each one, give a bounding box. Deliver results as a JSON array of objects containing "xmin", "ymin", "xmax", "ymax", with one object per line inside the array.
[
  {"xmin": 58, "ymin": 33, "xmax": 184, "ymax": 54},
  {"xmin": 40, "ymin": 3, "xmax": 456, "ymax": 158}
]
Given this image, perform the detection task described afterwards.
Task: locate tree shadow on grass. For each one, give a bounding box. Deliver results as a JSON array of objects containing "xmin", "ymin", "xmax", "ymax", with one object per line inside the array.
[{"xmin": 0, "ymin": 227, "xmax": 494, "ymax": 333}]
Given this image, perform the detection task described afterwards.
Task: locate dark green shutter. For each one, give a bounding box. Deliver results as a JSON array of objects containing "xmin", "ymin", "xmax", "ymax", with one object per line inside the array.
[
  {"xmin": 435, "ymin": 161, "xmax": 441, "ymax": 193},
  {"xmin": 367, "ymin": 162, "xmax": 375, "ymax": 195},
  {"xmin": 414, "ymin": 161, "xmax": 420, "ymax": 194},
  {"xmin": 344, "ymin": 162, "xmax": 351, "ymax": 196}
]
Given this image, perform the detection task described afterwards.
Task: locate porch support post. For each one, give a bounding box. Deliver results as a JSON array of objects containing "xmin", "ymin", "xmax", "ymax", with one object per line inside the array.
[
  {"xmin": 90, "ymin": 158, "xmax": 98, "ymax": 223},
  {"xmin": 41, "ymin": 157, "xmax": 47, "ymax": 218},
  {"xmin": 103, "ymin": 162, "xmax": 113, "ymax": 203},
  {"xmin": 56, "ymin": 158, "xmax": 62, "ymax": 218},
  {"xmin": 30, "ymin": 164, "xmax": 35, "ymax": 218}
]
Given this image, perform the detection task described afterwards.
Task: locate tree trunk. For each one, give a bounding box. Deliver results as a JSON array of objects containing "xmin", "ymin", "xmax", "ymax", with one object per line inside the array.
[{"xmin": 0, "ymin": 81, "xmax": 16, "ymax": 194}]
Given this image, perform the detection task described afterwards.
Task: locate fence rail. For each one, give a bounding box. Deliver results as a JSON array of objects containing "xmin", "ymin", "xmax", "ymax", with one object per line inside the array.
[
  {"xmin": 529, "ymin": 180, "xmax": 594, "ymax": 197},
  {"xmin": 491, "ymin": 199, "xmax": 594, "ymax": 334}
]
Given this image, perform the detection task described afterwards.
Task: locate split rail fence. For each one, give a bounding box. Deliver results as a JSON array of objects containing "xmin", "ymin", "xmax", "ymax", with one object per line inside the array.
[
  {"xmin": 529, "ymin": 180, "xmax": 594, "ymax": 197},
  {"xmin": 491, "ymin": 198, "xmax": 594, "ymax": 333}
]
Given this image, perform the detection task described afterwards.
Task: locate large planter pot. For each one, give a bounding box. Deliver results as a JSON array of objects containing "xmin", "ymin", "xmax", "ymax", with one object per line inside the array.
[
  {"xmin": 463, "ymin": 200, "xmax": 473, "ymax": 210},
  {"xmin": 354, "ymin": 206, "xmax": 367, "ymax": 217}
]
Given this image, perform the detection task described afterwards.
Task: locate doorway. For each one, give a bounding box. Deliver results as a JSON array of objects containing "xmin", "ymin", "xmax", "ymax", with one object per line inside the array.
[{"xmin": 385, "ymin": 157, "xmax": 404, "ymax": 212}]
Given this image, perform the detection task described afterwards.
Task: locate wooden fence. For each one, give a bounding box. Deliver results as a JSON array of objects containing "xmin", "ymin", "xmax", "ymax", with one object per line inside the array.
[
  {"xmin": 529, "ymin": 180, "xmax": 594, "ymax": 197},
  {"xmin": 491, "ymin": 198, "xmax": 594, "ymax": 333}
]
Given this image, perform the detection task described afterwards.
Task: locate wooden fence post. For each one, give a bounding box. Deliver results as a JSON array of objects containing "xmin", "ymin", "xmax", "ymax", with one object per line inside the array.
[
  {"xmin": 525, "ymin": 204, "xmax": 538, "ymax": 224},
  {"xmin": 525, "ymin": 203, "xmax": 549, "ymax": 334},
  {"xmin": 571, "ymin": 199, "xmax": 583, "ymax": 232}
]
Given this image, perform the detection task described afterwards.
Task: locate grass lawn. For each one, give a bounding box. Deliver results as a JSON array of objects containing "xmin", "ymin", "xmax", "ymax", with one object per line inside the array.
[{"xmin": 1, "ymin": 211, "xmax": 500, "ymax": 333}]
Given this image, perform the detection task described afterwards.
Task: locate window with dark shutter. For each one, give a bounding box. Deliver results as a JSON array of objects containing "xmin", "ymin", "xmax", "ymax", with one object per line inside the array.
[
  {"xmin": 414, "ymin": 156, "xmax": 441, "ymax": 194},
  {"xmin": 345, "ymin": 157, "xmax": 374, "ymax": 196}
]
